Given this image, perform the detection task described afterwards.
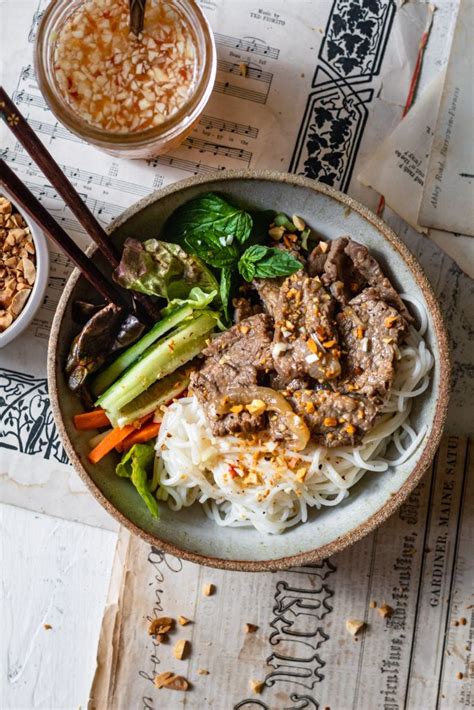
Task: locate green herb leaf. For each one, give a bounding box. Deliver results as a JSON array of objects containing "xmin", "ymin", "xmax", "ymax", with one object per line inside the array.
[
  {"xmin": 219, "ymin": 267, "xmax": 232, "ymax": 323},
  {"xmin": 166, "ymin": 193, "xmax": 253, "ymax": 268},
  {"xmin": 238, "ymin": 246, "xmax": 302, "ymax": 282},
  {"xmin": 116, "ymin": 443, "xmax": 159, "ymax": 518}
]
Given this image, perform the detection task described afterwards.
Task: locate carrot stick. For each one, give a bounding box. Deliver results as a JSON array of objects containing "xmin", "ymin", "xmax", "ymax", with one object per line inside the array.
[
  {"xmin": 118, "ymin": 422, "xmax": 161, "ymax": 453},
  {"xmin": 74, "ymin": 409, "xmax": 110, "ymax": 431},
  {"xmin": 88, "ymin": 425, "xmax": 136, "ymax": 464}
]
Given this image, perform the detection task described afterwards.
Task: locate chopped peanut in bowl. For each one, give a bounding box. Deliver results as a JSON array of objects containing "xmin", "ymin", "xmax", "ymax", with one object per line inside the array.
[
  {"xmin": 0, "ymin": 196, "xmax": 35, "ymax": 333},
  {"xmin": 53, "ymin": 0, "xmax": 198, "ymax": 134}
]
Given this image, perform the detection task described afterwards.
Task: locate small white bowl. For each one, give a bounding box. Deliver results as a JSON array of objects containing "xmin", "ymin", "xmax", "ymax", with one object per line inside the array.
[{"xmin": 0, "ymin": 191, "xmax": 50, "ymax": 348}]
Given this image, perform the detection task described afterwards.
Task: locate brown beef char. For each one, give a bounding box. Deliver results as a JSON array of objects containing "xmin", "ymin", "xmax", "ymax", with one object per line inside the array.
[
  {"xmin": 343, "ymin": 240, "xmax": 413, "ymax": 322},
  {"xmin": 190, "ymin": 314, "xmax": 274, "ymax": 436},
  {"xmin": 337, "ymin": 293, "xmax": 407, "ymax": 402},
  {"xmin": 309, "ymin": 236, "xmax": 412, "ymax": 322},
  {"xmin": 272, "ymin": 272, "xmax": 341, "ymax": 384},
  {"xmin": 269, "ymin": 388, "xmax": 379, "ymax": 447},
  {"xmin": 253, "ymin": 278, "xmax": 281, "ymax": 318},
  {"xmin": 232, "ymin": 297, "xmax": 263, "ymax": 323}
]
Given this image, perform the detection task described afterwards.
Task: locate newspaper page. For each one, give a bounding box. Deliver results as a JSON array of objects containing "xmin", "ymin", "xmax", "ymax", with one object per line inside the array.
[
  {"xmin": 417, "ymin": 0, "xmax": 474, "ymax": 236},
  {"xmin": 89, "ymin": 436, "xmax": 473, "ymax": 709},
  {"xmin": 0, "ymin": 0, "xmax": 434, "ymax": 526}
]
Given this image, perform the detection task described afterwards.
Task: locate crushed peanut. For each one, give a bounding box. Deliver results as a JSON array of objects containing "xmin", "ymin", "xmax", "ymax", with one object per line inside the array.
[
  {"xmin": 230, "ymin": 404, "xmax": 244, "ymax": 414},
  {"xmin": 268, "ymin": 225, "xmax": 285, "ymax": 240},
  {"xmin": 43, "ymin": 624, "xmax": 53, "ymax": 630},
  {"xmin": 173, "ymin": 639, "xmax": 189, "ymax": 660},
  {"xmin": 0, "ymin": 196, "xmax": 35, "ymax": 332},
  {"xmin": 244, "ymin": 623, "xmax": 259, "ymax": 633},
  {"xmin": 319, "ymin": 241, "xmax": 329, "ymax": 253},
  {"xmin": 239, "ymin": 62, "xmax": 248, "ymax": 77},
  {"xmin": 246, "ymin": 399, "xmax": 266, "ymax": 415},
  {"xmin": 369, "ymin": 600, "xmax": 377, "ymax": 609},
  {"xmin": 323, "ymin": 417, "xmax": 338, "ymax": 428},
  {"xmin": 178, "ymin": 615, "xmax": 191, "ymax": 626},
  {"xmin": 154, "ymin": 672, "xmax": 189, "ymax": 691},
  {"xmin": 346, "ymin": 619, "xmax": 366, "ymax": 636},
  {"xmin": 202, "ymin": 583, "xmax": 215, "ymax": 596},
  {"xmin": 456, "ymin": 672, "xmax": 464, "ymax": 680},
  {"xmin": 197, "ymin": 668, "xmax": 210, "ymax": 675},
  {"xmin": 148, "ymin": 616, "xmax": 175, "ymax": 636},
  {"xmin": 292, "ymin": 215, "xmax": 305, "ymax": 231},
  {"xmin": 53, "ymin": 0, "xmax": 197, "ymax": 133},
  {"xmin": 250, "ymin": 680, "xmax": 265, "ymax": 694},
  {"xmin": 378, "ymin": 603, "xmax": 394, "ymax": 619}
]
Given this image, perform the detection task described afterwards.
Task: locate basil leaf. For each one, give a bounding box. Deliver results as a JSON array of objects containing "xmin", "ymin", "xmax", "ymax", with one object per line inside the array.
[
  {"xmin": 167, "ymin": 193, "xmax": 253, "ymax": 255},
  {"xmin": 238, "ymin": 246, "xmax": 302, "ymax": 282},
  {"xmin": 219, "ymin": 267, "xmax": 232, "ymax": 323},
  {"xmin": 253, "ymin": 249, "xmax": 302, "ymax": 279}
]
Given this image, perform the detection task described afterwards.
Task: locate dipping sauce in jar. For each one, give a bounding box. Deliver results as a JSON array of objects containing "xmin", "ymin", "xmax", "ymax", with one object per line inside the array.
[{"xmin": 35, "ymin": 0, "xmax": 216, "ymax": 158}]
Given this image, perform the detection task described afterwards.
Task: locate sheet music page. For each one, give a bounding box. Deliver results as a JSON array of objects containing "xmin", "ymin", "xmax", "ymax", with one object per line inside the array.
[
  {"xmin": 89, "ymin": 436, "xmax": 473, "ymax": 710},
  {"xmin": 0, "ymin": 0, "xmax": 434, "ymax": 526}
]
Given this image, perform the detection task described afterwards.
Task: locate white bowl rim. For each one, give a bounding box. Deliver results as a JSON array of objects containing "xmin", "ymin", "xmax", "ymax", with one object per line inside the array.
[{"xmin": 0, "ymin": 189, "xmax": 50, "ymax": 348}]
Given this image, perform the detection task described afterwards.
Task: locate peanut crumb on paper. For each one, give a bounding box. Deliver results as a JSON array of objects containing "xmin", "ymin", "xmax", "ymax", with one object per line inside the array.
[
  {"xmin": 369, "ymin": 600, "xmax": 377, "ymax": 609},
  {"xmin": 43, "ymin": 624, "xmax": 52, "ymax": 630},
  {"xmin": 456, "ymin": 672, "xmax": 464, "ymax": 680},
  {"xmin": 378, "ymin": 603, "xmax": 394, "ymax": 619},
  {"xmin": 203, "ymin": 583, "xmax": 215, "ymax": 596},
  {"xmin": 250, "ymin": 679, "xmax": 264, "ymax": 694},
  {"xmin": 244, "ymin": 623, "xmax": 259, "ymax": 633},
  {"xmin": 173, "ymin": 639, "xmax": 189, "ymax": 660},
  {"xmin": 149, "ymin": 616, "xmax": 175, "ymax": 636},
  {"xmin": 154, "ymin": 672, "xmax": 189, "ymax": 691},
  {"xmin": 178, "ymin": 615, "xmax": 191, "ymax": 626},
  {"xmin": 346, "ymin": 619, "xmax": 366, "ymax": 636},
  {"xmin": 197, "ymin": 669, "xmax": 210, "ymax": 675}
]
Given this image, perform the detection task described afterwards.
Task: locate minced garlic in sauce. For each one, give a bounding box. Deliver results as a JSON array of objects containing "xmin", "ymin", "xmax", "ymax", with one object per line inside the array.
[{"xmin": 53, "ymin": 0, "xmax": 197, "ymax": 133}]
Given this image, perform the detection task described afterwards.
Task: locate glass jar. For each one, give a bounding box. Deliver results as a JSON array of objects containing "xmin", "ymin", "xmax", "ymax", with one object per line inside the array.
[{"xmin": 35, "ymin": 0, "xmax": 216, "ymax": 159}]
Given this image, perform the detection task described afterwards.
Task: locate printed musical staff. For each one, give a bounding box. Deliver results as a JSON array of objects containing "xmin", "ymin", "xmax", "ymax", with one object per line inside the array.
[
  {"xmin": 183, "ymin": 137, "xmax": 252, "ymax": 164},
  {"xmin": 217, "ymin": 59, "xmax": 273, "ymax": 85},
  {"xmin": 214, "ymin": 59, "xmax": 273, "ymax": 104},
  {"xmin": 148, "ymin": 155, "xmax": 224, "ymax": 176},
  {"xmin": 25, "ymin": 181, "xmax": 124, "ymax": 221},
  {"xmin": 12, "ymin": 89, "xmax": 49, "ymax": 111},
  {"xmin": 213, "ymin": 80, "xmax": 268, "ymax": 105},
  {"xmin": 214, "ymin": 33, "xmax": 280, "ymax": 60},
  {"xmin": 199, "ymin": 114, "xmax": 259, "ymax": 139},
  {"xmin": 3, "ymin": 147, "xmax": 151, "ymax": 197}
]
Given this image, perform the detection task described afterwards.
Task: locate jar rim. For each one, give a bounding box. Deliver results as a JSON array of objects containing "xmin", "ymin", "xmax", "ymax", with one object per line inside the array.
[{"xmin": 34, "ymin": 0, "xmax": 216, "ymax": 148}]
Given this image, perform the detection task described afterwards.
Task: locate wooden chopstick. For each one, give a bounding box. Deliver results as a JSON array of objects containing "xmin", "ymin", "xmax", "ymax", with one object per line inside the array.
[
  {"xmin": 0, "ymin": 159, "xmax": 132, "ymax": 312},
  {"xmin": 0, "ymin": 87, "xmax": 160, "ymax": 323},
  {"xmin": 0, "ymin": 86, "xmax": 119, "ymax": 267}
]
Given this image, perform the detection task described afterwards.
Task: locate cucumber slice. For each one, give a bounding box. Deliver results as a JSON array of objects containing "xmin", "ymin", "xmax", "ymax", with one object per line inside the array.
[
  {"xmin": 92, "ymin": 304, "xmax": 194, "ymax": 396},
  {"xmin": 96, "ymin": 312, "xmax": 216, "ymax": 413},
  {"xmin": 108, "ymin": 371, "xmax": 189, "ymax": 428}
]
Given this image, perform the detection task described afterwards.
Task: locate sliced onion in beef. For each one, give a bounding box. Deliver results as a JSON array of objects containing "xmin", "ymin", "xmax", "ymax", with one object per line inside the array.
[{"xmin": 218, "ymin": 386, "xmax": 310, "ymax": 451}]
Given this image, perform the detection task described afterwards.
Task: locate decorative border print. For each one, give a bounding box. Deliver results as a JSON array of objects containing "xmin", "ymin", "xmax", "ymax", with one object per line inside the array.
[
  {"xmin": 289, "ymin": 0, "xmax": 396, "ymax": 191},
  {"xmin": 0, "ymin": 367, "xmax": 68, "ymax": 464},
  {"xmin": 234, "ymin": 560, "xmax": 336, "ymax": 708}
]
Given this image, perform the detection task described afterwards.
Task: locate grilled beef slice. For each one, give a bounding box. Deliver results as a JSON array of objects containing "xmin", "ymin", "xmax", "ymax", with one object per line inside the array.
[
  {"xmin": 190, "ymin": 314, "xmax": 274, "ymax": 436},
  {"xmin": 271, "ymin": 272, "xmax": 341, "ymax": 384},
  {"xmin": 269, "ymin": 388, "xmax": 379, "ymax": 448},
  {"xmin": 337, "ymin": 292, "xmax": 407, "ymax": 402}
]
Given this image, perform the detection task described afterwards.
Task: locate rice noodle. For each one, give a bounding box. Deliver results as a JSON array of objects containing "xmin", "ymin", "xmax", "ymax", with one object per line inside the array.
[{"xmin": 155, "ymin": 294, "xmax": 433, "ymax": 534}]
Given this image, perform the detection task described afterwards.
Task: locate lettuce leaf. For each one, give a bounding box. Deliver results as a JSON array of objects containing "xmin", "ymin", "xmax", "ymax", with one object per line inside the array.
[
  {"xmin": 113, "ymin": 238, "xmax": 219, "ymax": 303},
  {"xmin": 161, "ymin": 286, "xmax": 217, "ymax": 317},
  {"xmin": 116, "ymin": 442, "xmax": 159, "ymax": 518}
]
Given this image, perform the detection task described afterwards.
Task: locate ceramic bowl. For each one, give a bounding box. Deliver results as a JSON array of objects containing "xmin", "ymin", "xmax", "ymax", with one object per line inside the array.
[
  {"xmin": 0, "ymin": 190, "xmax": 49, "ymax": 349},
  {"xmin": 47, "ymin": 171, "xmax": 450, "ymax": 571}
]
